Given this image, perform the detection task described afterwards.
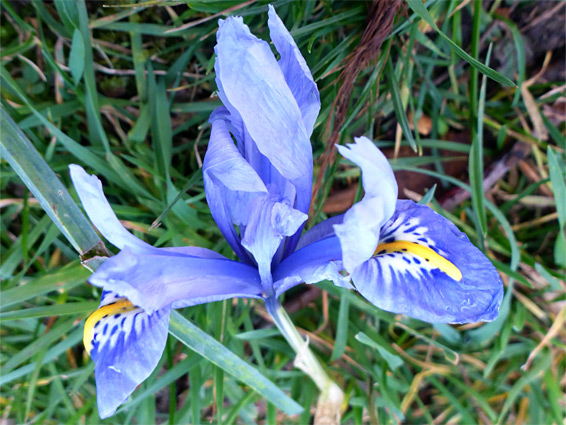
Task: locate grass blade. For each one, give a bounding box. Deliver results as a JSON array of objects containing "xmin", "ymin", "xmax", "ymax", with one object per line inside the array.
[
  {"xmin": 406, "ymin": 0, "xmax": 516, "ymax": 87},
  {"xmin": 0, "ymin": 109, "xmax": 102, "ymax": 255},
  {"xmin": 0, "ymin": 264, "xmax": 89, "ymax": 309},
  {"xmin": 168, "ymin": 311, "xmax": 303, "ymax": 416},
  {"xmin": 547, "ymin": 147, "xmax": 566, "ymax": 266},
  {"xmin": 469, "ymin": 44, "xmax": 492, "ymax": 238},
  {"xmin": 386, "ymin": 60, "xmax": 417, "ymax": 152}
]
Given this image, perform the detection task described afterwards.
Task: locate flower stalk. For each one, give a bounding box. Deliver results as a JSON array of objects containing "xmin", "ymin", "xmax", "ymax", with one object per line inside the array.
[{"xmin": 265, "ymin": 297, "xmax": 344, "ymax": 424}]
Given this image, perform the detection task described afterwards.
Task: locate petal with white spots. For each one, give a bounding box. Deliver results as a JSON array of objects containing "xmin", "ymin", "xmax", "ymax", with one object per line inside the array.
[
  {"xmin": 352, "ymin": 200, "xmax": 504, "ymax": 323},
  {"xmin": 83, "ymin": 296, "xmax": 170, "ymax": 419}
]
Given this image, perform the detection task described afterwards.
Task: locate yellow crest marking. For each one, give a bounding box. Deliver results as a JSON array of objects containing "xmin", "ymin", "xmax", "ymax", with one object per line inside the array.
[
  {"xmin": 83, "ymin": 300, "xmax": 135, "ymax": 355},
  {"xmin": 373, "ymin": 241, "xmax": 462, "ymax": 281}
]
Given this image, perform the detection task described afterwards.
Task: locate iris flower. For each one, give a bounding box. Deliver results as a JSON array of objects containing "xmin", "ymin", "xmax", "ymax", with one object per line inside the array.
[{"xmin": 71, "ymin": 6, "xmax": 503, "ymax": 418}]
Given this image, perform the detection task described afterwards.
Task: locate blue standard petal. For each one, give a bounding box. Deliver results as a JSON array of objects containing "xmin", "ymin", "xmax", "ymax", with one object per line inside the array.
[
  {"xmin": 241, "ymin": 193, "xmax": 307, "ymax": 290},
  {"xmin": 214, "ymin": 15, "xmax": 311, "ymax": 181},
  {"xmin": 352, "ymin": 200, "xmax": 504, "ymax": 323},
  {"xmin": 334, "ymin": 137, "xmax": 399, "ymax": 272},
  {"xmin": 203, "ymin": 119, "xmax": 267, "ymax": 262},
  {"xmin": 267, "ymin": 5, "xmax": 320, "ymax": 137}
]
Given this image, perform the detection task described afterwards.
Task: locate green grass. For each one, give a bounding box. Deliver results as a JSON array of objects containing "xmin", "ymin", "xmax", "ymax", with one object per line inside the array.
[{"xmin": 1, "ymin": 1, "xmax": 564, "ymax": 424}]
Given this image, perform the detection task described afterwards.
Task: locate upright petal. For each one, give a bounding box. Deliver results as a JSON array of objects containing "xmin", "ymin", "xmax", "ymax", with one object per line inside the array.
[
  {"xmin": 241, "ymin": 193, "xmax": 307, "ymax": 292},
  {"xmin": 83, "ymin": 293, "xmax": 170, "ymax": 418},
  {"xmin": 352, "ymin": 200, "xmax": 504, "ymax": 323},
  {"xmin": 334, "ymin": 196, "xmax": 386, "ymax": 274},
  {"xmin": 273, "ymin": 236, "xmax": 350, "ymax": 296},
  {"xmin": 69, "ymin": 165, "xmax": 153, "ymax": 254},
  {"xmin": 267, "ymin": 5, "xmax": 320, "ymax": 137},
  {"xmin": 333, "ymin": 137, "xmax": 398, "ymax": 272},
  {"xmin": 88, "ymin": 246, "xmax": 263, "ymax": 314},
  {"xmin": 203, "ymin": 120, "xmax": 267, "ymax": 262},
  {"xmin": 214, "ymin": 16, "xmax": 311, "ymax": 182}
]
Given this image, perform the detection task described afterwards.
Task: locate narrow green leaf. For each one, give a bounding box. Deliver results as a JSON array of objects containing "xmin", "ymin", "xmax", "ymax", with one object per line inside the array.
[
  {"xmin": 355, "ymin": 332, "xmax": 403, "ymax": 371},
  {"xmin": 432, "ymin": 323, "xmax": 462, "ymax": 345},
  {"xmin": 168, "ymin": 311, "xmax": 303, "ymax": 416},
  {"xmin": 534, "ymin": 263, "xmax": 561, "ymax": 291},
  {"xmin": 386, "ymin": 60, "xmax": 416, "ymax": 152},
  {"xmin": 0, "ymin": 109, "xmax": 103, "ymax": 255},
  {"xmin": 544, "ymin": 368, "xmax": 565, "ymax": 424},
  {"xmin": 149, "ymin": 69, "xmax": 172, "ymax": 180},
  {"xmin": 0, "ymin": 68, "xmax": 124, "ymax": 188},
  {"xmin": 415, "ymin": 30, "xmax": 448, "ymax": 58},
  {"xmin": 76, "ymin": 0, "xmax": 110, "ymax": 150},
  {"xmin": 418, "ymin": 184, "xmax": 437, "ymax": 204},
  {"xmin": 406, "ymin": 0, "xmax": 516, "ymax": 87},
  {"xmin": 130, "ymin": 20, "xmax": 148, "ymax": 103},
  {"xmin": 469, "ymin": 44, "xmax": 492, "ymax": 238},
  {"xmin": 0, "ymin": 328, "xmax": 81, "ymax": 386},
  {"xmin": 215, "ymin": 367, "xmax": 224, "ymax": 424},
  {"xmin": 0, "ymin": 264, "xmax": 90, "ymax": 309},
  {"xmin": 547, "ymin": 147, "xmax": 566, "ymax": 267},
  {"xmin": 1, "ymin": 215, "xmax": 50, "ymax": 280},
  {"xmin": 330, "ymin": 292, "xmax": 350, "ymax": 361},
  {"xmin": 3, "ymin": 318, "xmax": 78, "ymax": 373},
  {"xmin": 0, "ymin": 301, "xmax": 99, "ymax": 321},
  {"xmin": 496, "ymin": 352, "xmax": 552, "ymax": 424},
  {"xmin": 428, "ymin": 376, "xmax": 476, "ymax": 424},
  {"xmin": 25, "ymin": 347, "xmax": 48, "ymax": 422},
  {"xmin": 495, "ymin": 15, "xmax": 526, "ymax": 106},
  {"xmin": 190, "ymin": 362, "xmax": 201, "ymax": 424},
  {"xmin": 68, "ymin": 29, "xmax": 85, "ymax": 83},
  {"xmin": 396, "ymin": 323, "xmax": 459, "ymax": 364}
]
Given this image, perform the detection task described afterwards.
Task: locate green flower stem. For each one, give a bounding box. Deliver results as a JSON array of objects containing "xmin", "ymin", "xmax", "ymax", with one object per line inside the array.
[{"xmin": 266, "ymin": 296, "xmax": 344, "ymax": 422}]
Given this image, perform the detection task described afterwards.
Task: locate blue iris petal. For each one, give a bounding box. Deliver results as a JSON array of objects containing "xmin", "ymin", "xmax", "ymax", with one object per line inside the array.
[
  {"xmin": 241, "ymin": 193, "xmax": 307, "ymax": 292},
  {"xmin": 89, "ymin": 245, "xmax": 263, "ymax": 314},
  {"xmin": 273, "ymin": 236, "xmax": 350, "ymax": 296},
  {"xmin": 267, "ymin": 5, "xmax": 320, "ymax": 137},
  {"xmin": 203, "ymin": 119, "xmax": 267, "ymax": 263},
  {"xmin": 92, "ymin": 303, "xmax": 170, "ymax": 418},
  {"xmin": 352, "ymin": 200, "xmax": 504, "ymax": 323},
  {"xmin": 69, "ymin": 164, "xmax": 155, "ymax": 254},
  {"xmin": 333, "ymin": 137, "xmax": 398, "ymax": 273},
  {"xmin": 214, "ymin": 14, "xmax": 311, "ymax": 182},
  {"xmin": 211, "ymin": 11, "xmax": 314, "ymax": 264},
  {"xmin": 295, "ymin": 214, "xmax": 343, "ymax": 251}
]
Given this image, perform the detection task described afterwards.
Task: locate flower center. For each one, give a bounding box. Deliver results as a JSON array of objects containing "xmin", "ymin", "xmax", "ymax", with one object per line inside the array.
[
  {"xmin": 83, "ymin": 300, "xmax": 136, "ymax": 355},
  {"xmin": 373, "ymin": 241, "xmax": 462, "ymax": 281}
]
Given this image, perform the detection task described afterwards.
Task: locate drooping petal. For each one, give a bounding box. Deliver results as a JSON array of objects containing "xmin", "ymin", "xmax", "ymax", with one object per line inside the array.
[
  {"xmin": 83, "ymin": 294, "xmax": 170, "ymax": 418},
  {"xmin": 88, "ymin": 246, "xmax": 263, "ymax": 314},
  {"xmin": 241, "ymin": 193, "xmax": 307, "ymax": 292},
  {"xmin": 273, "ymin": 236, "xmax": 350, "ymax": 296},
  {"xmin": 214, "ymin": 16, "xmax": 311, "ymax": 182},
  {"xmin": 267, "ymin": 5, "xmax": 320, "ymax": 137},
  {"xmin": 69, "ymin": 165, "xmax": 153, "ymax": 254},
  {"xmin": 333, "ymin": 137, "xmax": 399, "ymax": 272},
  {"xmin": 203, "ymin": 119, "xmax": 267, "ymax": 262},
  {"xmin": 352, "ymin": 200, "xmax": 504, "ymax": 323}
]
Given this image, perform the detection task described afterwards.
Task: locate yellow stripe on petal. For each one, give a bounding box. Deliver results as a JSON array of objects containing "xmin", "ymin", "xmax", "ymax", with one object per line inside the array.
[
  {"xmin": 83, "ymin": 300, "xmax": 135, "ymax": 355},
  {"xmin": 374, "ymin": 241, "xmax": 462, "ymax": 281}
]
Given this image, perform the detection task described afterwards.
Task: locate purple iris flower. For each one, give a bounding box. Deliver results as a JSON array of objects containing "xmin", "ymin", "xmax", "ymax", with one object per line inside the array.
[{"xmin": 70, "ymin": 6, "xmax": 503, "ymax": 418}]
